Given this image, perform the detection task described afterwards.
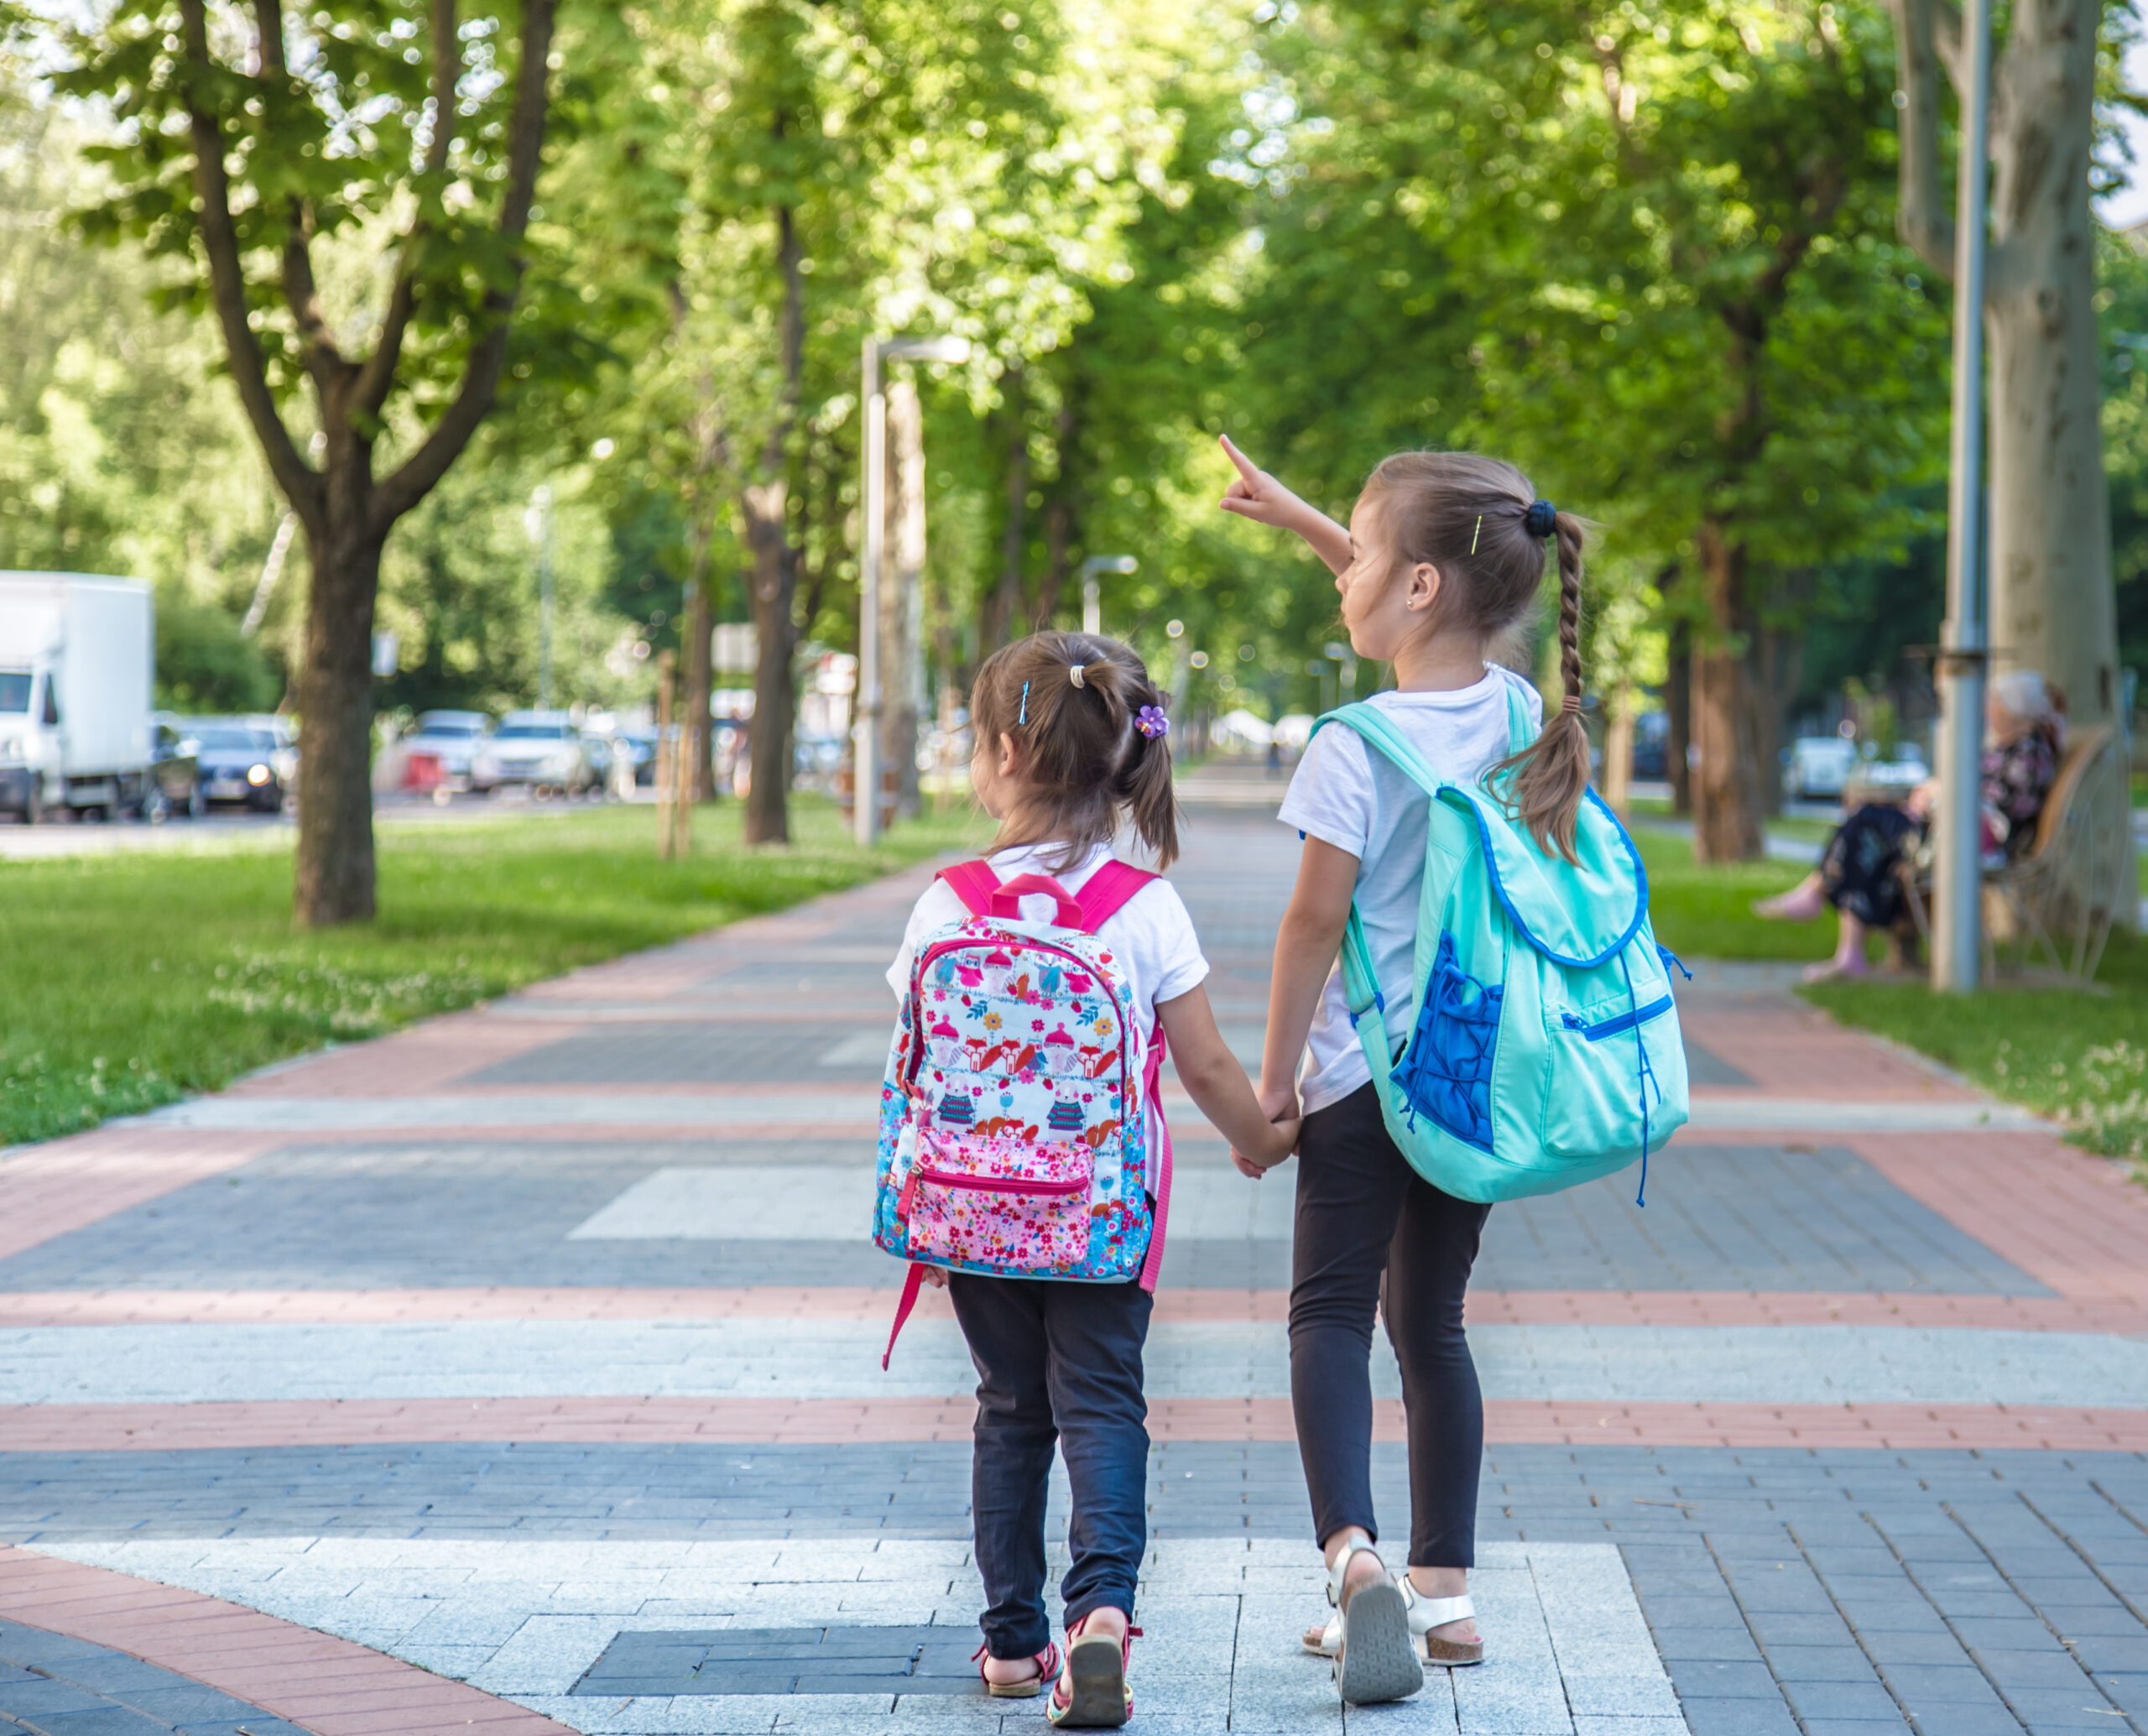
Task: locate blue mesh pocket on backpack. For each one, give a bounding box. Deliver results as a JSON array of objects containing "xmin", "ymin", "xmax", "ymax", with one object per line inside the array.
[{"xmin": 1392, "ymin": 931, "xmax": 1502, "ymax": 1152}]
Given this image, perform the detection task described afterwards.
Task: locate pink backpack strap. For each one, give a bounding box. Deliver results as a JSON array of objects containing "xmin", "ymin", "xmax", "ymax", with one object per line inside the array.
[
  {"xmin": 937, "ymin": 860, "xmax": 1000, "ymax": 917},
  {"xmin": 1138, "ymin": 1019, "xmax": 1172, "ymax": 1293},
  {"xmin": 882, "ymin": 1262, "xmax": 930, "ymax": 1369},
  {"xmin": 1075, "ymin": 860, "xmax": 1158, "ymax": 933}
]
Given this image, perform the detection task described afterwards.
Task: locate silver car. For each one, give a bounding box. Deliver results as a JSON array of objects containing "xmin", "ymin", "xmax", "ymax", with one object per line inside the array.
[
  {"xmin": 405, "ymin": 710, "xmax": 491, "ymax": 788},
  {"xmin": 472, "ymin": 711, "xmax": 596, "ymax": 795}
]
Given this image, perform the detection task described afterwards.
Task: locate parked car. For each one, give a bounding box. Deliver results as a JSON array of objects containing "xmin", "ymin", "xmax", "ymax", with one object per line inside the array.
[
  {"xmin": 1786, "ymin": 735, "xmax": 1859, "ymax": 800},
  {"xmin": 1630, "ymin": 710, "xmax": 1670, "ymax": 781},
  {"xmin": 404, "ymin": 709, "xmax": 490, "ymax": 788},
  {"xmin": 472, "ymin": 711, "xmax": 596, "ymax": 795},
  {"xmin": 141, "ymin": 717, "xmax": 202, "ymax": 821},
  {"xmin": 794, "ymin": 733, "xmax": 845, "ymax": 792},
  {"xmin": 581, "ymin": 732, "xmax": 616, "ymax": 790},
  {"xmin": 0, "ymin": 571, "xmax": 154, "ymax": 823},
  {"xmin": 616, "ymin": 727, "xmax": 658, "ymax": 787},
  {"xmin": 1857, "ymin": 743, "xmax": 1931, "ymax": 795},
  {"xmin": 190, "ymin": 722, "xmax": 288, "ymax": 811}
]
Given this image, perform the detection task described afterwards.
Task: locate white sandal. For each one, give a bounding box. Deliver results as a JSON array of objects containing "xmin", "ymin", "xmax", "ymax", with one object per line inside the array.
[
  {"xmin": 1303, "ymin": 1575, "xmax": 1485, "ymax": 1668},
  {"xmin": 1323, "ymin": 1542, "xmax": 1422, "ymax": 1705},
  {"xmin": 1403, "ymin": 1581, "xmax": 1485, "ymax": 1667}
]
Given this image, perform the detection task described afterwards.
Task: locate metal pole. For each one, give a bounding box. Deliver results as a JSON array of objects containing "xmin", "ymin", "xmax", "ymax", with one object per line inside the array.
[
  {"xmin": 1932, "ymin": 0, "xmax": 1992, "ymax": 993},
  {"xmin": 1082, "ymin": 574, "xmax": 1100, "ymax": 636},
  {"xmin": 856, "ymin": 340, "xmax": 884, "ymax": 847},
  {"xmin": 533, "ymin": 485, "xmax": 555, "ymax": 712}
]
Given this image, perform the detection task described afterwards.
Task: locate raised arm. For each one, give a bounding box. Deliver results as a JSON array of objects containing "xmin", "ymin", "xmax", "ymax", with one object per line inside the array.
[{"xmin": 1217, "ymin": 435, "xmax": 1354, "ymax": 576}]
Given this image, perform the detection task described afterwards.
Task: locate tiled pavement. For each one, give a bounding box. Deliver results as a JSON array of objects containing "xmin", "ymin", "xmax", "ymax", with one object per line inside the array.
[{"xmin": 4, "ymin": 793, "xmax": 2148, "ymax": 1733}]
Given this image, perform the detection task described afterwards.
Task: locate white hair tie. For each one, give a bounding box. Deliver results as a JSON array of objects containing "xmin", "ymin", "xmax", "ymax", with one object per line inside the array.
[{"xmin": 1069, "ymin": 663, "xmax": 1087, "ymax": 689}]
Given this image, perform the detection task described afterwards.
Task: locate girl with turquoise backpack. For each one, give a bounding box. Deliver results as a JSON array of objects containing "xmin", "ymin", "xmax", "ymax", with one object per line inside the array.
[{"xmin": 1219, "ymin": 439, "xmax": 1687, "ymax": 1706}]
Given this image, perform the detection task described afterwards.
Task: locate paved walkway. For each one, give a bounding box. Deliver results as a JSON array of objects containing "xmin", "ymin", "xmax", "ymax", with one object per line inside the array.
[{"xmin": 4, "ymin": 790, "xmax": 2148, "ymax": 1733}]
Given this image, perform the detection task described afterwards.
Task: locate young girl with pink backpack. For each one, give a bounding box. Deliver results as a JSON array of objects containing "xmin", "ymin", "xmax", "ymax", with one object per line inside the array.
[{"xmin": 876, "ymin": 629, "xmax": 1299, "ymax": 1727}]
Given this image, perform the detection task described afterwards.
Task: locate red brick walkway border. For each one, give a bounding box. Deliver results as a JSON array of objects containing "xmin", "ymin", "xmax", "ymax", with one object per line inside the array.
[
  {"xmin": 6, "ymin": 1393, "xmax": 2144, "ymax": 1453},
  {"xmin": 0, "ymin": 1546, "xmax": 572, "ymax": 1735}
]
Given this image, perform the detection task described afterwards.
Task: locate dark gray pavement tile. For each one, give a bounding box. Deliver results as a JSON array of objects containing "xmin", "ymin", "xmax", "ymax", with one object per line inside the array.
[
  {"xmin": 1666, "ymin": 1660, "xmax": 1780, "ymax": 1697},
  {"xmin": 0, "ymin": 1138, "xmax": 2049, "ymax": 1295},
  {"xmin": 1677, "ymin": 1699, "xmax": 1803, "ymax": 1735},
  {"xmin": 1781, "ymin": 1678, "xmax": 1909, "ymax": 1719}
]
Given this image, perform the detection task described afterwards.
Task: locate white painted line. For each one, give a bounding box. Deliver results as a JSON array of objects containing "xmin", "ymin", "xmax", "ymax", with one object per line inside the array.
[
  {"xmin": 23, "ymin": 1536, "xmax": 1674, "ymax": 1736},
  {"xmin": 566, "ymin": 1165, "xmax": 1295, "ymax": 1244}
]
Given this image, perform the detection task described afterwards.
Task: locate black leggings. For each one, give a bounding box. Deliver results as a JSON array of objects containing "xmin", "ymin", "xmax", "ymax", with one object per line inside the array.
[{"xmin": 1290, "ymin": 1080, "xmax": 1491, "ymax": 1568}]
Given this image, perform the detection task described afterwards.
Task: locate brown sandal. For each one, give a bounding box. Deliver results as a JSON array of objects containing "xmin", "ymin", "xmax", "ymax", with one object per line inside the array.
[{"xmin": 974, "ymin": 1639, "xmax": 1062, "ymax": 1699}]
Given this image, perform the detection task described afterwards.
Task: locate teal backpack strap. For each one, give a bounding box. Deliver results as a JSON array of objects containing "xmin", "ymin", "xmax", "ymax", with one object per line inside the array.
[
  {"xmin": 1310, "ymin": 704, "xmax": 1439, "ymax": 1030},
  {"xmin": 1313, "ymin": 702, "xmax": 1442, "ymax": 799}
]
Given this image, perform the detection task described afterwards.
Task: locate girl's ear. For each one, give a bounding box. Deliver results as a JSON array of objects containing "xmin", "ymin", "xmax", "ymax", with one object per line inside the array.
[
  {"xmin": 996, "ymin": 732, "xmax": 1022, "ymax": 779},
  {"xmin": 1405, "ymin": 560, "xmax": 1442, "ymax": 613}
]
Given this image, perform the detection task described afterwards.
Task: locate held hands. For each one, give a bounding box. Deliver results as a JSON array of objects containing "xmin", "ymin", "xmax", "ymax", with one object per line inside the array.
[{"xmin": 1232, "ymin": 1082, "xmax": 1303, "ymax": 1180}]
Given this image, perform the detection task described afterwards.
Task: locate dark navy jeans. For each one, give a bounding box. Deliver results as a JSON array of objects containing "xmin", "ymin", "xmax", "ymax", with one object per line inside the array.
[{"xmin": 946, "ymin": 1271, "xmax": 1152, "ymax": 1658}]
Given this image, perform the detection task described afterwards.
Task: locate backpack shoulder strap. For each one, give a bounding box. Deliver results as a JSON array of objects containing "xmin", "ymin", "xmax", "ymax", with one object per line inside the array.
[
  {"xmin": 1313, "ymin": 703, "xmax": 1441, "ymax": 799},
  {"xmin": 1074, "ymin": 859, "xmax": 1158, "ymax": 932},
  {"xmin": 936, "ymin": 860, "xmax": 1000, "ymax": 917}
]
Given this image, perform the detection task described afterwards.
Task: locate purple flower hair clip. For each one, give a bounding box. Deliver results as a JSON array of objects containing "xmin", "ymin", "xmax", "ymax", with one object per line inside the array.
[{"xmin": 1134, "ymin": 704, "xmax": 1170, "ymax": 740}]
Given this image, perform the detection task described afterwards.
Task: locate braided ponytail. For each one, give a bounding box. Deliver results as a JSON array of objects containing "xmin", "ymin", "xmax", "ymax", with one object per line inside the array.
[
  {"xmin": 1360, "ymin": 451, "xmax": 1593, "ymax": 860},
  {"xmin": 1491, "ymin": 511, "xmax": 1590, "ymax": 858}
]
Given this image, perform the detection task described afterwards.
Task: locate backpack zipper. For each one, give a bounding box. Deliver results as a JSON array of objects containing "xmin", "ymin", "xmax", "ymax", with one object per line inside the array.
[
  {"xmin": 1560, "ymin": 996, "xmax": 1672, "ymax": 1041},
  {"xmin": 899, "ymin": 1165, "xmax": 1087, "ymax": 1221}
]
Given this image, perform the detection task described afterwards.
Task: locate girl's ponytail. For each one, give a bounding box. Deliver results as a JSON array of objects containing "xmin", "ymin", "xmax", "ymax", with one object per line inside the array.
[
  {"xmin": 1493, "ymin": 510, "xmax": 1591, "ymax": 859},
  {"xmin": 1113, "ymin": 680, "xmax": 1181, "ymax": 868},
  {"xmin": 971, "ymin": 629, "xmax": 1181, "ymax": 869}
]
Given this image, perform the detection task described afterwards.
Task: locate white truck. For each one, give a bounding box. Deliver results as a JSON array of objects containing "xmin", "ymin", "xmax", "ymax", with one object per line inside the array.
[{"xmin": 0, "ymin": 572, "xmax": 154, "ymax": 822}]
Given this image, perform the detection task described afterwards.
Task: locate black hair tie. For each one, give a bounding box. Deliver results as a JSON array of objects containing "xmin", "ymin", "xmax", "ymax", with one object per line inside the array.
[{"xmin": 1524, "ymin": 500, "xmax": 1557, "ymax": 539}]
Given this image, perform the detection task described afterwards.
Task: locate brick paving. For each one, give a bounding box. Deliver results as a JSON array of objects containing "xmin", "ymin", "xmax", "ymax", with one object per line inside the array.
[{"xmin": 3, "ymin": 797, "xmax": 2148, "ymax": 1732}]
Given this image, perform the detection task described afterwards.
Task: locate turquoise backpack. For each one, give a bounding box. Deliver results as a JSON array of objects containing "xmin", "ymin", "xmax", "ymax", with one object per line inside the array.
[{"xmin": 1317, "ymin": 688, "xmax": 1688, "ymax": 1205}]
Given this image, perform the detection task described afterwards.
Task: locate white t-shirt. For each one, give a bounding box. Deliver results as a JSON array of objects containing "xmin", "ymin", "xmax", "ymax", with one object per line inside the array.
[{"xmin": 1276, "ymin": 666, "xmax": 1544, "ymax": 1114}]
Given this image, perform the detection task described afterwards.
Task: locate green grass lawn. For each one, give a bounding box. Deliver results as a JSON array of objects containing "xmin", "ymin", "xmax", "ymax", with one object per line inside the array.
[
  {"xmin": 1628, "ymin": 827, "xmax": 2148, "ymax": 1165},
  {"xmin": 0, "ymin": 797, "xmax": 986, "ymax": 1148}
]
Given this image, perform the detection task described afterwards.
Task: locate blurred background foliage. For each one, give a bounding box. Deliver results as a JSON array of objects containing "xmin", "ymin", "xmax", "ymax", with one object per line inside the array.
[{"xmin": 3, "ymin": 0, "xmax": 2145, "ymax": 751}]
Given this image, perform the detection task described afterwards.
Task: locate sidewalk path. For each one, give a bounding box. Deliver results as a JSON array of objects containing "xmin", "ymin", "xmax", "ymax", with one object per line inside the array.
[{"xmin": 4, "ymin": 791, "xmax": 2148, "ymax": 1733}]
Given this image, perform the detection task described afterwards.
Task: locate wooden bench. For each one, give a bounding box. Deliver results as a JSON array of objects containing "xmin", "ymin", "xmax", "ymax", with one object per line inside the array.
[{"xmin": 1899, "ymin": 722, "xmax": 2125, "ymax": 985}]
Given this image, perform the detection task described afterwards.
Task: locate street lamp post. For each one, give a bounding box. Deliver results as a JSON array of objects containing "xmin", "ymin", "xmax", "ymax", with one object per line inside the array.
[
  {"xmin": 1078, "ymin": 555, "xmax": 1138, "ymax": 637},
  {"xmin": 1933, "ymin": 0, "xmax": 1994, "ymax": 993},
  {"xmin": 527, "ymin": 485, "xmax": 555, "ymax": 712},
  {"xmin": 858, "ymin": 334, "xmax": 969, "ymax": 847}
]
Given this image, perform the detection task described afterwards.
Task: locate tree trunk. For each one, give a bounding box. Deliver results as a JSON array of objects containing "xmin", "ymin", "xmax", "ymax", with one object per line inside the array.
[
  {"xmin": 1603, "ymin": 683, "xmax": 1634, "ymax": 821},
  {"xmin": 1987, "ymin": 0, "xmax": 2117, "ymax": 736},
  {"xmin": 684, "ymin": 546, "xmax": 715, "ymax": 803},
  {"xmin": 881, "ymin": 377, "xmax": 925, "ymax": 821},
  {"xmin": 294, "ymin": 508, "xmax": 384, "ymax": 925},
  {"xmin": 1690, "ymin": 524, "xmax": 1765, "ymax": 861},
  {"xmin": 1030, "ymin": 399, "xmax": 1079, "ymax": 629},
  {"xmin": 980, "ymin": 373, "xmax": 1027, "ymax": 654},
  {"xmin": 1666, "ymin": 618, "xmax": 1692, "ymax": 814},
  {"xmin": 1754, "ymin": 618, "xmax": 1803, "ymax": 817},
  {"xmin": 1889, "ymin": 0, "xmax": 2131, "ymax": 910},
  {"xmin": 744, "ymin": 201, "xmax": 805, "ymax": 847},
  {"xmin": 743, "ymin": 480, "xmax": 795, "ymax": 845}
]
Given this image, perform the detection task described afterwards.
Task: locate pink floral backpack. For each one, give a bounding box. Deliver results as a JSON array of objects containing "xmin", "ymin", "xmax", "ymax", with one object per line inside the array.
[{"xmin": 876, "ymin": 858, "xmax": 1173, "ymax": 1363}]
